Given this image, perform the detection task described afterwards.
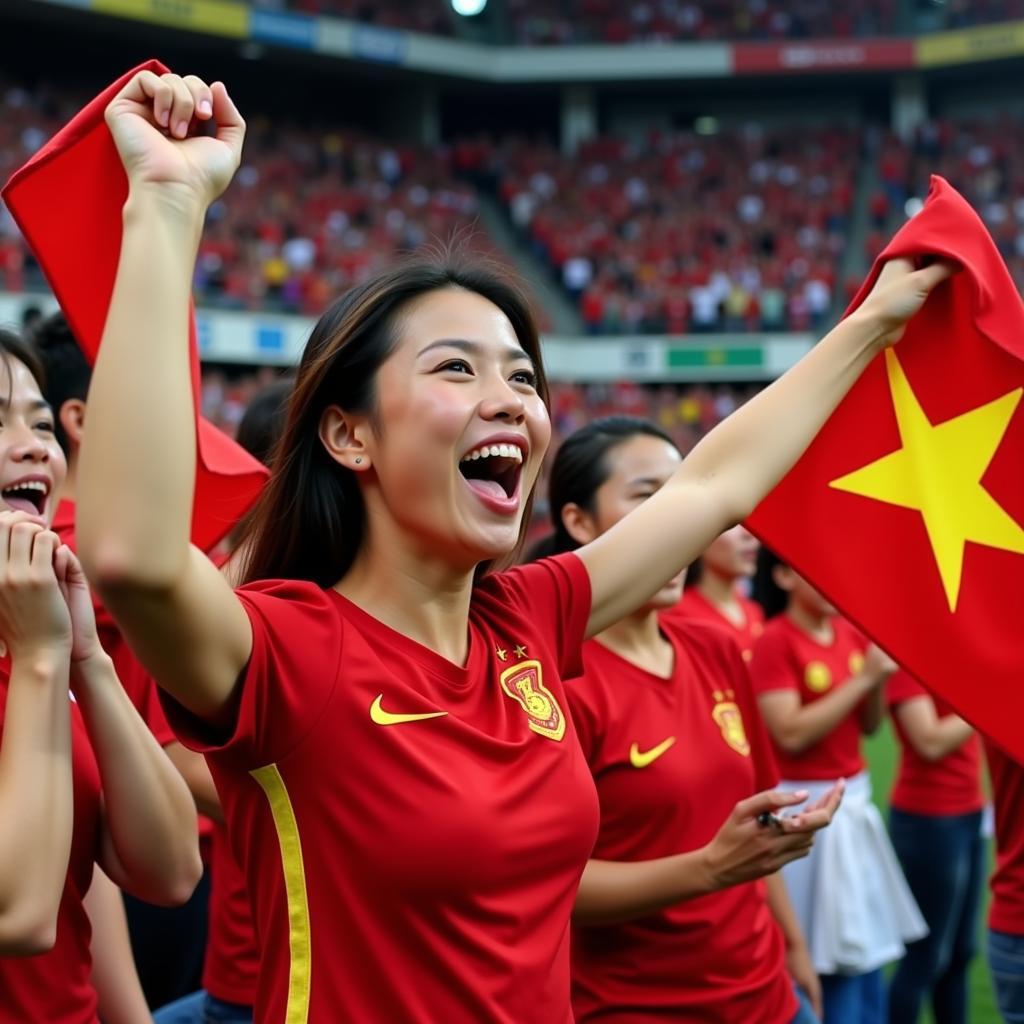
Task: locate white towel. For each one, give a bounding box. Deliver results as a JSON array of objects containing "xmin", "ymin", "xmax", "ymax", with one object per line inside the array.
[{"xmin": 778, "ymin": 771, "xmax": 928, "ymax": 975}]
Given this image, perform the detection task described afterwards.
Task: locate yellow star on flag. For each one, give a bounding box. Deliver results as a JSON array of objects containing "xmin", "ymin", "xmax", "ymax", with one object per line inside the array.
[{"xmin": 829, "ymin": 349, "xmax": 1024, "ymax": 613}]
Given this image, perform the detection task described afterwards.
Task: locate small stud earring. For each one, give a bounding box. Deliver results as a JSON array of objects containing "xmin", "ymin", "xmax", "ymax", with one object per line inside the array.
[{"xmin": 354, "ymin": 457, "xmax": 363, "ymax": 465}]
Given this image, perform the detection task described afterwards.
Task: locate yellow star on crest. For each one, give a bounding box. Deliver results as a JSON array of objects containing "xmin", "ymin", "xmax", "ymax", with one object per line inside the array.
[{"xmin": 829, "ymin": 349, "xmax": 1024, "ymax": 613}]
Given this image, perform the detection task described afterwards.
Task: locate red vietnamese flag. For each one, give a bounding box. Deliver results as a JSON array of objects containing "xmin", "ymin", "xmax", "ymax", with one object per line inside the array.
[
  {"xmin": 1, "ymin": 61, "xmax": 268, "ymax": 552},
  {"xmin": 748, "ymin": 176, "xmax": 1024, "ymax": 763}
]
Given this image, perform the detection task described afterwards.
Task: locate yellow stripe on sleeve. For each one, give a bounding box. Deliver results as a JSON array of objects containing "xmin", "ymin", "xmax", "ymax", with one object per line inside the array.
[{"xmin": 250, "ymin": 764, "xmax": 312, "ymax": 1024}]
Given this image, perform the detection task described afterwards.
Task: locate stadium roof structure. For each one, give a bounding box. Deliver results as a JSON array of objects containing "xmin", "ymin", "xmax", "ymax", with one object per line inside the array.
[{"xmin": 14, "ymin": 0, "xmax": 1024, "ymax": 84}]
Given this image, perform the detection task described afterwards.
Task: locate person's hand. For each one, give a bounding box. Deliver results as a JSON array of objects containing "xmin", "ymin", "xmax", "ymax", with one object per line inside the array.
[
  {"xmin": 53, "ymin": 545, "xmax": 101, "ymax": 665},
  {"xmin": 700, "ymin": 783, "xmax": 842, "ymax": 891},
  {"xmin": 863, "ymin": 643, "xmax": 897, "ymax": 684},
  {"xmin": 786, "ymin": 940, "xmax": 822, "ymax": 1020},
  {"xmin": 857, "ymin": 257, "xmax": 955, "ymax": 348},
  {"xmin": 0, "ymin": 511, "xmax": 71, "ymax": 661},
  {"xmin": 104, "ymin": 70, "xmax": 245, "ymax": 212}
]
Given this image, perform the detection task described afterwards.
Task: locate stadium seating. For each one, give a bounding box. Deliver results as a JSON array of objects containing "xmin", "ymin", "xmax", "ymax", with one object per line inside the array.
[{"xmin": 489, "ymin": 127, "xmax": 856, "ymax": 333}]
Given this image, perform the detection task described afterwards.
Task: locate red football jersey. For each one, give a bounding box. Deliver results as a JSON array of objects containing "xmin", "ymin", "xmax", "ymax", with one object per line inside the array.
[
  {"xmin": 986, "ymin": 743, "xmax": 1024, "ymax": 935},
  {"xmin": 203, "ymin": 823, "xmax": 258, "ymax": 1005},
  {"xmin": 888, "ymin": 670, "xmax": 984, "ymax": 817},
  {"xmin": 668, "ymin": 587, "xmax": 766, "ymax": 662},
  {"xmin": 0, "ymin": 667, "xmax": 102, "ymax": 1024},
  {"xmin": 163, "ymin": 554, "xmax": 600, "ymax": 1023},
  {"xmin": 749, "ymin": 615, "xmax": 868, "ymax": 781},
  {"xmin": 567, "ymin": 619, "xmax": 796, "ymax": 1023}
]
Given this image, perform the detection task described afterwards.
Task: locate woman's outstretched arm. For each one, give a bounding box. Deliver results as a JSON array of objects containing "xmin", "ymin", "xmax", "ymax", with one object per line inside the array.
[
  {"xmin": 577, "ymin": 259, "xmax": 952, "ymax": 637},
  {"xmin": 77, "ymin": 71, "xmax": 252, "ymax": 723}
]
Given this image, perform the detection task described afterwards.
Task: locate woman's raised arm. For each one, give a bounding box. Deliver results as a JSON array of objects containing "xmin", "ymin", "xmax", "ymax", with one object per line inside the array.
[
  {"xmin": 577, "ymin": 259, "xmax": 952, "ymax": 637},
  {"xmin": 77, "ymin": 71, "xmax": 252, "ymax": 722}
]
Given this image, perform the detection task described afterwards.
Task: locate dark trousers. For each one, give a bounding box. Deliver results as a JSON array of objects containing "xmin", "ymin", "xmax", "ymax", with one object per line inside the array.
[
  {"xmin": 124, "ymin": 866, "xmax": 211, "ymax": 1010},
  {"xmin": 887, "ymin": 808, "xmax": 985, "ymax": 1024}
]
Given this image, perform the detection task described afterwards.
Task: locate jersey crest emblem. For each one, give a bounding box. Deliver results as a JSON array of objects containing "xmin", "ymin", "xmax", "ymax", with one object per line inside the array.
[
  {"xmin": 804, "ymin": 660, "xmax": 832, "ymax": 693},
  {"xmin": 500, "ymin": 659, "xmax": 565, "ymax": 741},
  {"xmin": 711, "ymin": 690, "xmax": 750, "ymax": 756}
]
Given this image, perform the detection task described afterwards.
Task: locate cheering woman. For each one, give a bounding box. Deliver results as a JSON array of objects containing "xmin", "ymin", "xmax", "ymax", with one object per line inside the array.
[
  {"xmin": 77, "ymin": 69, "xmax": 948, "ymax": 1022},
  {"xmin": 540, "ymin": 416, "xmax": 822, "ymax": 1022},
  {"xmin": 0, "ymin": 329, "xmax": 200, "ymax": 1023}
]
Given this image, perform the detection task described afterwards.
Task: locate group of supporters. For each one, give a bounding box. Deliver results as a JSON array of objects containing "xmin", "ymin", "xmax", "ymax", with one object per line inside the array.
[{"xmin": 0, "ymin": 68, "xmax": 1022, "ymax": 1024}]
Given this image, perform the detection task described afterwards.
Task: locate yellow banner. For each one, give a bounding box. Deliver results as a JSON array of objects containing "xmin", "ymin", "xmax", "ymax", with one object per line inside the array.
[
  {"xmin": 916, "ymin": 20, "xmax": 1024, "ymax": 67},
  {"xmin": 92, "ymin": 0, "xmax": 248, "ymax": 38}
]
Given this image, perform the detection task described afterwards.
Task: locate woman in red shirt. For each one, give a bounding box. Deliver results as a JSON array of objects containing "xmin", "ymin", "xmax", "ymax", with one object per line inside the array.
[
  {"xmin": 0, "ymin": 329, "xmax": 201, "ymax": 1023},
  {"xmin": 538, "ymin": 416, "xmax": 824, "ymax": 1023},
  {"xmin": 669, "ymin": 524, "xmax": 764, "ymax": 662},
  {"xmin": 78, "ymin": 69, "xmax": 947, "ymax": 1023},
  {"xmin": 886, "ymin": 670, "xmax": 985, "ymax": 1024},
  {"xmin": 751, "ymin": 553, "xmax": 926, "ymax": 1024}
]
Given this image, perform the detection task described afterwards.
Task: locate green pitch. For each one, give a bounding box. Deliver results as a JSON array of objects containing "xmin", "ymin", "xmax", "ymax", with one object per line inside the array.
[{"xmin": 864, "ymin": 720, "xmax": 1000, "ymax": 1024}]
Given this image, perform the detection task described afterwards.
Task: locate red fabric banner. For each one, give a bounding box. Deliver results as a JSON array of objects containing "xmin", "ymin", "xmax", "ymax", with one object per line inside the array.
[
  {"xmin": 748, "ymin": 176, "xmax": 1024, "ymax": 763},
  {"xmin": 2, "ymin": 60, "xmax": 268, "ymax": 552}
]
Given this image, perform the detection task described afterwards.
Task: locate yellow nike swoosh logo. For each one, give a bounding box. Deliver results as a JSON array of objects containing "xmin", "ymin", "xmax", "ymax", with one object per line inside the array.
[
  {"xmin": 369, "ymin": 694, "xmax": 449, "ymax": 726},
  {"xmin": 629, "ymin": 736, "xmax": 676, "ymax": 768}
]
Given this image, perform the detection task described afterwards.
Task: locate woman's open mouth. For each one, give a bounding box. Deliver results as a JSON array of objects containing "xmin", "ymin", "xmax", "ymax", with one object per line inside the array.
[
  {"xmin": 458, "ymin": 442, "xmax": 524, "ymax": 513},
  {"xmin": 1, "ymin": 477, "xmax": 50, "ymax": 517}
]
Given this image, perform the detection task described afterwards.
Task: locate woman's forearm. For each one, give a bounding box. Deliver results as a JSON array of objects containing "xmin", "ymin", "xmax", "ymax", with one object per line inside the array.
[
  {"xmin": 73, "ymin": 652, "xmax": 201, "ymax": 905},
  {"xmin": 681, "ymin": 309, "xmax": 886, "ymax": 524},
  {"xmin": 77, "ymin": 190, "xmax": 203, "ymax": 591},
  {"xmin": 84, "ymin": 869, "xmax": 151, "ymax": 1024},
  {"xmin": 763, "ymin": 673, "xmax": 879, "ymax": 754},
  {"xmin": 573, "ymin": 851, "xmax": 717, "ymax": 926},
  {"xmin": 0, "ymin": 653, "xmax": 73, "ymax": 953}
]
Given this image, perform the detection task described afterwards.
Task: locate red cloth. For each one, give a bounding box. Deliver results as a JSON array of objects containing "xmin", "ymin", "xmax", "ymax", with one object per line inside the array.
[
  {"xmin": 986, "ymin": 742, "xmax": 1024, "ymax": 935},
  {"xmin": 667, "ymin": 586, "xmax": 765, "ymax": 662},
  {"xmin": 160, "ymin": 555, "xmax": 599, "ymax": 1023},
  {"xmin": 1, "ymin": 61, "xmax": 267, "ymax": 552},
  {"xmin": 203, "ymin": 823, "xmax": 258, "ymax": 1006},
  {"xmin": 567, "ymin": 619, "xmax": 793, "ymax": 1023},
  {"xmin": 887, "ymin": 670, "xmax": 984, "ymax": 817},
  {"xmin": 749, "ymin": 615, "xmax": 868, "ymax": 781},
  {"xmin": 748, "ymin": 176, "xmax": 1024, "ymax": 764},
  {"xmin": 0, "ymin": 665, "xmax": 102, "ymax": 1024}
]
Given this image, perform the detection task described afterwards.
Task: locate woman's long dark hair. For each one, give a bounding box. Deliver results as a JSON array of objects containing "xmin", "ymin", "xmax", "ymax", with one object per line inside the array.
[
  {"xmin": 240, "ymin": 251, "xmax": 546, "ymax": 586},
  {"xmin": 529, "ymin": 416, "xmax": 677, "ymax": 561},
  {"xmin": 752, "ymin": 547, "xmax": 789, "ymax": 619},
  {"xmin": 0, "ymin": 327, "xmax": 47, "ymax": 394}
]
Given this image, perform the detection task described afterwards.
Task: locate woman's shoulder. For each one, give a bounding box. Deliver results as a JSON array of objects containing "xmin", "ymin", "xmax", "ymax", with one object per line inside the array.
[
  {"xmin": 236, "ymin": 577, "xmax": 335, "ymax": 603},
  {"xmin": 234, "ymin": 577, "xmax": 342, "ymax": 634},
  {"xmin": 661, "ymin": 613, "xmax": 744, "ymax": 665}
]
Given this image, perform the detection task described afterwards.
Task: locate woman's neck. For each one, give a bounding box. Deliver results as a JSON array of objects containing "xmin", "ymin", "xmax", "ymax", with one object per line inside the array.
[
  {"xmin": 336, "ymin": 537, "xmax": 477, "ymax": 666},
  {"xmin": 786, "ymin": 601, "xmax": 833, "ymax": 643},
  {"xmin": 697, "ymin": 569, "xmax": 745, "ymax": 624},
  {"xmin": 596, "ymin": 608, "xmax": 674, "ymax": 679}
]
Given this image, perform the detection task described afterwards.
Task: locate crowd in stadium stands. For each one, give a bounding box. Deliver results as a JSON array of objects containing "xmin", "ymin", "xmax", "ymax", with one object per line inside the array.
[
  {"xmin": 483, "ymin": 126, "xmax": 855, "ymax": 334},
  {"xmin": 868, "ymin": 115, "xmax": 1024, "ymax": 295},
  {"xmin": 190, "ymin": 118, "xmax": 485, "ymax": 314},
  {"xmin": 0, "ymin": 81, "xmax": 79, "ymax": 294},
  {"xmin": 506, "ymin": 0, "xmax": 895, "ymax": 45},
  {"xmin": 0, "ymin": 79, "xmax": 491, "ymax": 317}
]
